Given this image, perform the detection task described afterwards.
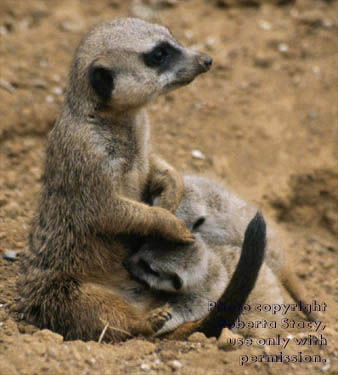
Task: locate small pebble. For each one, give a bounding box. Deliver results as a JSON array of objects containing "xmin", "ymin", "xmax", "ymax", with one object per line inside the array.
[
  {"xmin": 205, "ymin": 36, "xmax": 217, "ymax": 49},
  {"xmin": 33, "ymin": 329, "xmax": 64, "ymax": 344},
  {"xmin": 254, "ymin": 52, "xmax": 274, "ymax": 68},
  {"xmin": 322, "ymin": 363, "xmax": 330, "ymax": 372},
  {"xmin": 31, "ymin": 79, "xmax": 47, "ymax": 89},
  {"xmin": 188, "ymin": 332, "xmax": 208, "ymax": 342},
  {"xmin": 192, "ymin": 150, "xmax": 205, "ymax": 160},
  {"xmin": 153, "ymin": 359, "xmax": 161, "ymax": 366},
  {"xmin": 0, "ymin": 78, "xmax": 16, "ymax": 93},
  {"xmin": 52, "ymin": 74, "xmax": 61, "ymax": 82},
  {"xmin": 258, "ymin": 20, "xmax": 271, "ymax": 31},
  {"xmin": 3, "ymin": 250, "xmax": 17, "ymax": 262},
  {"xmin": 46, "ymin": 95, "xmax": 54, "ymax": 103},
  {"xmin": 169, "ymin": 360, "xmax": 182, "ymax": 370},
  {"xmin": 323, "ymin": 19, "xmax": 334, "ymax": 28},
  {"xmin": 185, "ymin": 30, "xmax": 193, "ymax": 39},
  {"xmin": 40, "ymin": 59, "xmax": 48, "ymax": 68},
  {"xmin": 312, "ymin": 66, "xmax": 320, "ymax": 74},
  {"xmin": 140, "ymin": 363, "xmax": 151, "ymax": 371},
  {"xmin": 52, "ymin": 87, "xmax": 63, "ymax": 95},
  {"xmin": 0, "ymin": 26, "xmax": 8, "ymax": 36},
  {"xmin": 159, "ymin": 350, "xmax": 177, "ymax": 361},
  {"xmin": 290, "ymin": 9, "xmax": 299, "ymax": 18},
  {"xmin": 217, "ymin": 328, "xmax": 242, "ymax": 351},
  {"xmin": 18, "ymin": 18, "xmax": 32, "ymax": 32},
  {"xmin": 60, "ymin": 19, "xmax": 84, "ymax": 32},
  {"xmin": 278, "ymin": 43, "xmax": 289, "ymax": 53}
]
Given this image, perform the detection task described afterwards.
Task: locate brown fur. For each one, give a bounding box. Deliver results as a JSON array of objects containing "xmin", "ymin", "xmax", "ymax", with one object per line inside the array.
[{"xmin": 16, "ymin": 18, "xmax": 212, "ymax": 342}]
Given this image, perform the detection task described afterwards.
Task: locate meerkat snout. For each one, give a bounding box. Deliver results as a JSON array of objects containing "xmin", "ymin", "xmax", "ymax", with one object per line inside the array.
[{"xmin": 197, "ymin": 54, "xmax": 213, "ymax": 73}]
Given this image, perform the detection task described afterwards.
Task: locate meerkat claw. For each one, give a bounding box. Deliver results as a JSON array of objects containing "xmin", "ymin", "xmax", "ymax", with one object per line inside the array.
[{"xmin": 147, "ymin": 304, "xmax": 172, "ymax": 333}]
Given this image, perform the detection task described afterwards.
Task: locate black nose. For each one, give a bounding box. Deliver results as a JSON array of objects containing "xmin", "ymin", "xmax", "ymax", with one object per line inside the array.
[
  {"xmin": 199, "ymin": 55, "xmax": 212, "ymax": 73},
  {"xmin": 204, "ymin": 57, "xmax": 213, "ymax": 69}
]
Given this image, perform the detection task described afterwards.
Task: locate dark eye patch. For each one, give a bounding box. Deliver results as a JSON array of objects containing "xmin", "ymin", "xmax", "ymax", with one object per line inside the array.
[
  {"xmin": 142, "ymin": 41, "xmax": 182, "ymax": 74},
  {"xmin": 192, "ymin": 217, "xmax": 206, "ymax": 231},
  {"xmin": 138, "ymin": 259, "xmax": 160, "ymax": 277}
]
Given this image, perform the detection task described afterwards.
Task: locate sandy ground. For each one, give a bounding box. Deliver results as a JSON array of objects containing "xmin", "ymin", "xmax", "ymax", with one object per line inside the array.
[{"xmin": 0, "ymin": 0, "xmax": 337, "ymax": 374}]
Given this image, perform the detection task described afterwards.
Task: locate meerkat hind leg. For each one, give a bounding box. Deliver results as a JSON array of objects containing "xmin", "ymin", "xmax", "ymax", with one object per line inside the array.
[{"xmin": 279, "ymin": 263, "xmax": 319, "ymax": 321}]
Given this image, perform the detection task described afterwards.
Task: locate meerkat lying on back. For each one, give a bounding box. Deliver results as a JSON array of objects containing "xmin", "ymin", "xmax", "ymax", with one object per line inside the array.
[
  {"xmin": 126, "ymin": 207, "xmax": 267, "ymax": 338},
  {"xmin": 17, "ymin": 18, "xmax": 214, "ymax": 341},
  {"xmin": 126, "ymin": 175, "xmax": 318, "ymax": 337}
]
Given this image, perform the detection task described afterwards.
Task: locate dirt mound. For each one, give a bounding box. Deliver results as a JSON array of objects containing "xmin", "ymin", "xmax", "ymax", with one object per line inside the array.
[{"xmin": 272, "ymin": 169, "xmax": 338, "ymax": 236}]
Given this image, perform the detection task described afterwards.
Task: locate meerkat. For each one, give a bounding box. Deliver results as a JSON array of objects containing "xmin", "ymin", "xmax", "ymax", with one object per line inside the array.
[
  {"xmin": 16, "ymin": 18, "xmax": 213, "ymax": 342},
  {"xmin": 126, "ymin": 175, "xmax": 318, "ymax": 338},
  {"xmin": 125, "ymin": 208, "xmax": 267, "ymax": 337}
]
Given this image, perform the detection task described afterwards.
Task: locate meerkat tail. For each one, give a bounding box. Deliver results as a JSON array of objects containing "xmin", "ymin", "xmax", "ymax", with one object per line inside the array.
[{"xmin": 199, "ymin": 211, "xmax": 266, "ymax": 338}]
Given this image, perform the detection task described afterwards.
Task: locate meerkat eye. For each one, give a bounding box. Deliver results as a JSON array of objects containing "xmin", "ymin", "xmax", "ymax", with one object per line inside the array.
[
  {"xmin": 152, "ymin": 46, "xmax": 168, "ymax": 64},
  {"xmin": 192, "ymin": 217, "xmax": 206, "ymax": 231},
  {"xmin": 142, "ymin": 41, "xmax": 181, "ymax": 72}
]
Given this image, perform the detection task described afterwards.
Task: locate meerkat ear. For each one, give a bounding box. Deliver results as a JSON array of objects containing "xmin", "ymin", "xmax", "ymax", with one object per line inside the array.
[{"xmin": 88, "ymin": 61, "xmax": 115, "ymax": 101}]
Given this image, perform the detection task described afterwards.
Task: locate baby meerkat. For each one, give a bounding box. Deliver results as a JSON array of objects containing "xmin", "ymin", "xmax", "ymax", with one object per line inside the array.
[
  {"xmin": 126, "ymin": 207, "xmax": 267, "ymax": 338},
  {"xmin": 16, "ymin": 18, "xmax": 212, "ymax": 342},
  {"xmin": 126, "ymin": 175, "xmax": 318, "ymax": 338}
]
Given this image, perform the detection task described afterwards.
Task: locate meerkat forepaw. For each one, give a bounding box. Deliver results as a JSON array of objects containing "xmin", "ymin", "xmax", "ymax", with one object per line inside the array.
[
  {"xmin": 177, "ymin": 229, "xmax": 195, "ymax": 244},
  {"xmin": 152, "ymin": 207, "xmax": 194, "ymax": 244},
  {"xmin": 146, "ymin": 304, "xmax": 172, "ymax": 333},
  {"xmin": 169, "ymin": 219, "xmax": 195, "ymax": 244}
]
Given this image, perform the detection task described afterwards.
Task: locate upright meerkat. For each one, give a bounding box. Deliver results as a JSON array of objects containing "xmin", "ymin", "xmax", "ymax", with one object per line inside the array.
[
  {"xmin": 126, "ymin": 175, "xmax": 318, "ymax": 338},
  {"xmin": 16, "ymin": 18, "xmax": 213, "ymax": 342}
]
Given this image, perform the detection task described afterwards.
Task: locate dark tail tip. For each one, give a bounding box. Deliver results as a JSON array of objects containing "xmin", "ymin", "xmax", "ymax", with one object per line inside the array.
[{"xmin": 199, "ymin": 211, "xmax": 266, "ymax": 338}]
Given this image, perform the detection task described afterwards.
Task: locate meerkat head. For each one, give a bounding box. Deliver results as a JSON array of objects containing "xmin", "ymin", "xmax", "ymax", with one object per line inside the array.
[
  {"xmin": 125, "ymin": 176, "xmax": 251, "ymax": 293},
  {"xmin": 66, "ymin": 18, "xmax": 212, "ymax": 114},
  {"xmin": 124, "ymin": 179, "xmax": 213, "ymax": 294},
  {"xmin": 124, "ymin": 234, "xmax": 210, "ymax": 293}
]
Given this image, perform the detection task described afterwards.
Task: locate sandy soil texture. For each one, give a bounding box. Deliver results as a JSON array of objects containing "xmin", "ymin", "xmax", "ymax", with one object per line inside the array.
[{"xmin": 0, "ymin": 0, "xmax": 337, "ymax": 374}]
